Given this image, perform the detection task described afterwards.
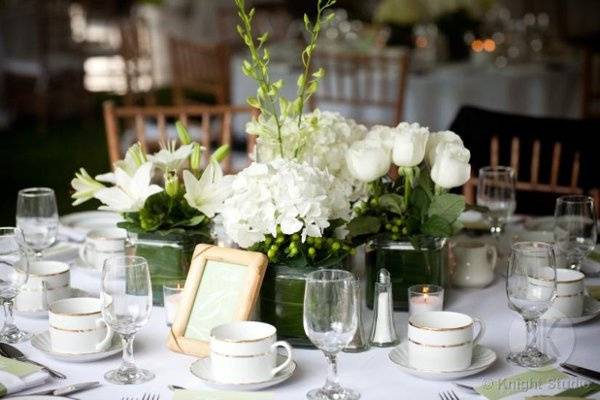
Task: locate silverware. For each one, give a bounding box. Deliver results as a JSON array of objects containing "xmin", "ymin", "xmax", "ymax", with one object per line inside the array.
[
  {"xmin": 439, "ymin": 390, "xmax": 460, "ymax": 400},
  {"xmin": 452, "ymin": 382, "xmax": 478, "ymax": 394},
  {"xmin": 0, "ymin": 342, "xmax": 66, "ymax": 379},
  {"xmin": 168, "ymin": 384, "xmax": 187, "ymax": 391},
  {"xmin": 27, "ymin": 381, "xmax": 100, "ymax": 396},
  {"xmin": 121, "ymin": 394, "xmax": 160, "ymax": 400},
  {"xmin": 561, "ymin": 363, "xmax": 600, "ymax": 383}
]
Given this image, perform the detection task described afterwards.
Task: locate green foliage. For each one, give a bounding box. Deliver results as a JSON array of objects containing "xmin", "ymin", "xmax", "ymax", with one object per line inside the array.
[
  {"xmin": 347, "ymin": 166, "xmax": 465, "ymax": 247},
  {"xmin": 234, "ymin": 0, "xmax": 335, "ymax": 157}
]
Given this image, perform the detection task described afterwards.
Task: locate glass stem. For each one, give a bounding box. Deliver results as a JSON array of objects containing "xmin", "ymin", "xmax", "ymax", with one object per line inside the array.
[
  {"xmin": 324, "ymin": 352, "xmax": 340, "ymax": 390},
  {"xmin": 119, "ymin": 333, "xmax": 137, "ymax": 375},
  {"xmin": 525, "ymin": 319, "xmax": 540, "ymax": 354},
  {"xmin": 2, "ymin": 300, "xmax": 16, "ymax": 331}
]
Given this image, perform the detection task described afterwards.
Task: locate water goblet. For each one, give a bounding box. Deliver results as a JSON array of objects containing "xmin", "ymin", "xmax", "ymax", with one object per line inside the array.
[
  {"xmin": 0, "ymin": 227, "xmax": 31, "ymax": 343},
  {"xmin": 554, "ymin": 195, "xmax": 597, "ymax": 271},
  {"xmin": 304, "ymin": 269, "xmax": 359, "ymax": 400},
  {"xmin": 101, "ymin": 256, "xmax": 154, "ymax": 384},
  {"xmin": 506, "ymin": 241, "xmax": 557, "ymax": 368},
  {"xmin": 16, "ymin": 187, "xmax": 59, "ymax": 260},
  {"xmin": 477, "ymin": 166, "xmax": 516, "ymax": 237}
]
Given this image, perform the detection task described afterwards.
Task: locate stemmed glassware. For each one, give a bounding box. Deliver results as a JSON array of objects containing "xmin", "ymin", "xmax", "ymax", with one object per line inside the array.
[
  {"xmin": 16, "ymin": 187, "xmax": 59, "ymax": 260},
  {"xmin": 506, "ymin": 241, "xmax": 557, "ymax": 368},
  {"xmin": 0, "ymin": 227, "xmax": 31, "ymax": 343},
  {"xmin": 101, "ymin": 256, "xmax": 154, "ymax": 384},
  {"xmin": 554, "ymin": 195, "xmax": 598, "ymax": 271},
  {"xmin": 304, "ymin": 269, "xmax": 359, "ymax": 400},
  {"xmin": 477, "ymin": 166, "xmax": 516, "ymax": 238}
]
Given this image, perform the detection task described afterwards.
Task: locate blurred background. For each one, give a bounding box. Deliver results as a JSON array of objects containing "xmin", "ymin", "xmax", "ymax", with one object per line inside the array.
[{"xmin": 1, "ymin": 0, "xmax": 599, "ymax": 224}]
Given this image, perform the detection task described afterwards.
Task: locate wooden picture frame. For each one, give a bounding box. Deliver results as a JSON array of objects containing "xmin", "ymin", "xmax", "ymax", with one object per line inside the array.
[{"xmin": 167, "ymin": 244, "xmax": 268, "ymax": 357}]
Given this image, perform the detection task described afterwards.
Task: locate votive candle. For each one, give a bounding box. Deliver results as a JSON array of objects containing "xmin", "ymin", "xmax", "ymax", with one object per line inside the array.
[
  {"xmin": 408, "ymin": 284, "xmax": 444, "ymax": 317},
  {"xmin": 163, "ymin": 280, "xmax": 185, "ymax": 327}
]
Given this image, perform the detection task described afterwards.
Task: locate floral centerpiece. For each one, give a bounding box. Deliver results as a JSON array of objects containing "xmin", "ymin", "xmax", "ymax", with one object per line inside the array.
[
  {"xmin": 344, "ymin": 126, "xmax": 472, "ymax": 309},
  {"xmin": 71, "ymin": 124, "xmax": 231, "ymax": 305}
]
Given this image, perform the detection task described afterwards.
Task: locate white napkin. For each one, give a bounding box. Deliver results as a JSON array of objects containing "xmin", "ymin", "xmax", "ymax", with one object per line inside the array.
[{"xmin": 0, "ymin": 357, "xmax": 49, "ymax": 397}]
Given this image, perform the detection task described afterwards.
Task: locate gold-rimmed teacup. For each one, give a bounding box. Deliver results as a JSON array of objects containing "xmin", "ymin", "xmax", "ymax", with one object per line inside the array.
[
  {"xmin": 408, "ymin": 311, "xmax": 485, "ymax": 372},
  {"xmin": 15, "ymin": 261, "xmax": 70, "ymax": 312},
  {"xmin": 543, "ymin": 269, "xmax": 585, "ymax": 319}
]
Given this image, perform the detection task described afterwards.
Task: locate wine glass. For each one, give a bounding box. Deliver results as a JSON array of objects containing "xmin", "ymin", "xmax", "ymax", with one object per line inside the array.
[
  {"xmin": 506, "ymin": 241, "xmax": 557, "ymax": 368},
  {"xmin": 554, "ymin": 195, "xmax": 597, "ymax": 271},
  {"xmin": 0, "ymin": 227, "xmax": 31, "ymax": 343},
  {"xmin": 477, "ymin": 166, "xmax": 516, "ymax": 237},
  {"xmin": 16, "ymin": 187, "xmax": 59, "ymax": 260},
  {"xmin": 101, "ymin": 256, "xmax": 154, "ymax": 384},
  {"xmin": 304, "ymin": 269, "xmax": 359, "ymax": 400}
]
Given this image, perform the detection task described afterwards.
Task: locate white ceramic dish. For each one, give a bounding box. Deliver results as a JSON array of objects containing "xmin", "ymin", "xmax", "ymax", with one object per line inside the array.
[
  {"xmin": 31, "ymin": 331, "xmax": 122, "ymax": 363},
  {"xmin": 60, "ymin": 211, "xmax": 122, "ymax": 231},
  {"xmin": 541, "ymin": 295, "xmax": 600, "ymax": 326},
  {"xmin": 190, "ymin": 353, "xmax": 296, "ymax": 391},
  {"xmin": 389, "ymin": 341, "xmax": 496, "ymax": 381},
  {"xmin": 15, "ymin": 288, "xmax": 92, "ymax": 318}
]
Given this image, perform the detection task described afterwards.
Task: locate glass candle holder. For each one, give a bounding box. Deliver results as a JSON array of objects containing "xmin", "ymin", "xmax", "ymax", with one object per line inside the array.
[
  {"xmin": 408, "ymin": 284, "xmax": 444, "ymax": 317},
  {"xmin": 163, "ymin": 280, "xmax": 185, "ymax": 327}
]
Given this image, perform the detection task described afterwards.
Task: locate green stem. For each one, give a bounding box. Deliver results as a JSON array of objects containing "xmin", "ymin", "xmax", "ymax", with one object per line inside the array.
[{"xmin": 403, "ymin": 167, "xmax": 413, "ymax": 206}]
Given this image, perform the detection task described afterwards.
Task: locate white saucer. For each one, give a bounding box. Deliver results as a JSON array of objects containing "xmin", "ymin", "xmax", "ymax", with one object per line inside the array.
[
  {"xmin": 31, "ymin": 330, "xmax": 122, "ymax": 362},
  {"xmin": 190, "ymin": 353, "xmax": 296, "ymax": 391},
  {"xmin": 542, "ymin": 295, "xmax": 600, "ymax": 326},
  {"xmin": 15, "ymin": 288, "xmax": 92, "ymax": 318},
  {"xmin": 389, "ymin": 342, "xmax": 497, "ymax": 381}
]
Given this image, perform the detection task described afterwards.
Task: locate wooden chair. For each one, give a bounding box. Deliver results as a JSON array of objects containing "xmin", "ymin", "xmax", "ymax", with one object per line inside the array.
[
  {"xmin": 309, "ymin": 48, "xmax": 410, "ymax": 126},
  {"xmin": 582, "ymin": 44, "xmax": 600, "ymax": 119},
  {"xmin": 102, "ymin": 101, "xmax": 258, "ymax": 174},
  {"xmin": 118, "ymin": 17, "xmax": 156, "ymax": 106},
  {"xmin": 451, "ymin": 106, "xmax": 600, "ymax": 215},
  {"xmin": 169, "ymin": 37, "xmax": 231, "ymax": 105}
]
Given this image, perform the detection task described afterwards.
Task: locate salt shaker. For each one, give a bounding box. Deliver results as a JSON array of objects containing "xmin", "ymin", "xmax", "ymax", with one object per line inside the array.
[
  {"xmin": 369, "ymin": 268, "xmax": 399, "ymax": 347},
  {"xmin": 344, "ymin": 280, "xmax": 369, "ymax": 352}
]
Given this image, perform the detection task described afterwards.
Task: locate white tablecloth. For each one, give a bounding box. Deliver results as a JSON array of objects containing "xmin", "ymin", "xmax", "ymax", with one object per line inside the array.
[
  {"xmin": 10, "ymin": 259, "xmax": 600, "ymax": 399},
  {"xmin": 230, "ymin": 53, "xmax": 581, "ymax": 135}
]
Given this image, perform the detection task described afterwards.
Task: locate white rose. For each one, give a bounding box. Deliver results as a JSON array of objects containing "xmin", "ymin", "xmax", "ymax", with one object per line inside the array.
[
  {"xmin": 345, "ymin": 140, "xmax": 391, "ymax": 182},
  {"xmin": 426, "ymin": 130, "xmax": 463, "ymax": 166},
  {"xmin": 365, "ymin": 125, "xmax": 396, "ymax": 152},
  {"xmin": 392, "ymin": 123, "xmax": 429, "ymax": 167},
  {"xmin": 430, "ymin": 143, "xmax": 471, "ymax": 189}
]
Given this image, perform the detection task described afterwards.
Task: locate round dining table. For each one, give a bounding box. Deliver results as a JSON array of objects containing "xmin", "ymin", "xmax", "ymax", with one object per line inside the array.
[{"xmin": 10, "ymin": 245, "xmax": 600, "ymax": 400}]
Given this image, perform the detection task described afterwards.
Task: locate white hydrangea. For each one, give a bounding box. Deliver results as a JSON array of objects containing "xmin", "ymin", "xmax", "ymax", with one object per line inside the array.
[{"xmin": 221, "ymin": 159, "xmax": 353, "ymax": 248}]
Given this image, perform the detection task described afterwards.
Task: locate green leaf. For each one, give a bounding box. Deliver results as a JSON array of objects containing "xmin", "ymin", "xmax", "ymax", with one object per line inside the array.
[
  {"xmin": 379, "ymin": 193, "xmax": 405, "ymax": 215},
  {"xmin": 421, "ymin": 215, "xmax": 452, "ymax": 237},
  {"xmin": 428, "ymin": 193, "xmax": 465, "ymax": 223},
  {"xmin": 346, "ymin": 215, "xmax": 381, "ymax": 238},
  {"xmin": 410, "ymin": 186, "xmax": 431, "ymax": 221}
]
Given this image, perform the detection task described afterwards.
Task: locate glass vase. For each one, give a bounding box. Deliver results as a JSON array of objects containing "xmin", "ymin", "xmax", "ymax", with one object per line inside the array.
[{"xmin": 365, "ymin": 237, "xmax": 448, "ymax": 311}]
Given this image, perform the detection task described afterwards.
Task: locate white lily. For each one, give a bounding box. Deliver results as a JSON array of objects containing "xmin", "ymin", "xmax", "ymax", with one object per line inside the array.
[
  {"xmin": 183, "ymin": 160, "xmax": 232, "ymax": 218},
  {"xmin": 70, "ymin": 168, "xmax": 105, "ymax": 205},
  {"xmin": 96, "ymin": 143, "xmax": 147, "ymax": 184},
  {"xmin": 94, "ymin": 162, "xmax": 162, "ymax": 212},
  {"xmin": 147, "ymin": 141, "xmax": 194, "ymax": 171}
]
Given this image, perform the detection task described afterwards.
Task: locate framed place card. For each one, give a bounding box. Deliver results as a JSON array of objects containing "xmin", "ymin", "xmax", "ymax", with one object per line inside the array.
[{"xmin": 167, "ymin": 244, "xmax": 268, "ymax": 357}]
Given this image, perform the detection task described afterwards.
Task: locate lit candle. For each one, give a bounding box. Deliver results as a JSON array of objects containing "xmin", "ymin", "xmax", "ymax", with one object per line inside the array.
[
  {"xmin": 408, "ymin": 284, "xmax": 444, "ymax": 317},
  {"xmin": 163, "ymin": 281, "xmax": 185, "ymax": 327}
]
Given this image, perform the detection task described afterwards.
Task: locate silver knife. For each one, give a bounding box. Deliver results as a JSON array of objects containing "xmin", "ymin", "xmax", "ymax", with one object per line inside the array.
[
  {"xmin": 561, "ymin": 363, "xmax": 600, "ymax": 383},
  {"xmin": 26, "ymin": 381, "xmax": 100, "ymax": 396}
]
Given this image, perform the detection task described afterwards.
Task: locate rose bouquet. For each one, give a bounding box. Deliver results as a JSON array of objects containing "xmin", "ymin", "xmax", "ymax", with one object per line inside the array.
[{"xmin": 70, "ymin": 124, "xmax": 231, "ymax": 304}]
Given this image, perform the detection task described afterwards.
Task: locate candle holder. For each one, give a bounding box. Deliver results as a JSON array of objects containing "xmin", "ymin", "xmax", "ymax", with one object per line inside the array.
[
  {"xmin": 408, "ymin": 284, "xmax": 444, "ymax": 317},
  {"xmin": 163, "ymin": 280, "xmax": 185, "ymax": 327}
]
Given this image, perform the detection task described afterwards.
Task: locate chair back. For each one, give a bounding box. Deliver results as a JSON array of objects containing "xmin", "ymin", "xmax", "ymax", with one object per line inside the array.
[
  {"xmin": 582, "ymin": 45, "xmax": 600, "ymax": 118},
  {"xmin": 103, "ymin": 101, "xmax": 258, "ymax": 174},
  {"xmin": 309, "ymin": 48, "xmax": 410, "ymax": 126},
  {"xmin": 118, "ymin": 17, "xmax": 155, "ymax": 106},
  {"xmin": 451, "ymin": 106, "xmax": 600, "ymax": 215},
  {"xmin": 169, "ymin": 37, "xmax": 230, "ymax": 105}
]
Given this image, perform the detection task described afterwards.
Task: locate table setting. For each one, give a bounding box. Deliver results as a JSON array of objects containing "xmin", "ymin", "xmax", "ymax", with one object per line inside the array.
[{"xmin": 2, "ymin": 2, "xmax": 600, "ymax": 400}]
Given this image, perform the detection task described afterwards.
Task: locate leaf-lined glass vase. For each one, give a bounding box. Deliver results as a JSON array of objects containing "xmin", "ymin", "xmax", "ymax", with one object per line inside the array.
[
  {"xmin": 127, "ymin": 230, "xmax": 212, "ymax": 306},
  {"xmin": 365, "ymin": 237, "xmax": 448, "ymax": 311}
]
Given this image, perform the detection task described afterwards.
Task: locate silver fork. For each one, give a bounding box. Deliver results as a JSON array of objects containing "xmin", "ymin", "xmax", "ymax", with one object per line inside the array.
[
  {"xmin": 141, "ymin": 394, "xmax": 160, "ymax": 400},
  {"xmin": 439, "ymin": 390, "xmax": 460, "ymax": 400}
]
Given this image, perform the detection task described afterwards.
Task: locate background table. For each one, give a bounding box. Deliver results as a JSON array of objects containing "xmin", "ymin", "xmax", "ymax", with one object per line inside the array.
[{"xmin": 11, "ymin": 255, "xmax": 600, "ymax": 399}]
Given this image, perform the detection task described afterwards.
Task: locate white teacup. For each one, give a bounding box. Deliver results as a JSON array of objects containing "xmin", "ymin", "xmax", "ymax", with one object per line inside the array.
[
  {"xmin": 49, "ymin": 297, "xmax": 113, "ymax": 354},
  {"xmin": 544, "ymin": 269, "xmax": 585, "ymax": 319},
  {"xmin": 79, "ymin": 228, "xmax": 127, "ymax": 270},
  {"xmin": 408, "ymin": 311, "xmax": 485, "ymax": 372},
  {"xmin": 452, "ymin": 240, "xmax": 497, "ymax": 288},
  {"xmin": 15, "ymin": 261, "xmax": 71, "ymax": 312},
  {"xmin": 209, "ymin": 321, "xmax": 293, "ymax": 384}
]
